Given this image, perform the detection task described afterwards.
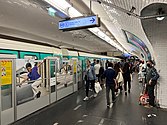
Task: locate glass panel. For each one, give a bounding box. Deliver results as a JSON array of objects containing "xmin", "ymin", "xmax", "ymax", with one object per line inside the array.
[
  {"xmin": 20, "ymin": 52, "xmax": 39, "ymax": 59},
  {"xmin": 73, "ymin": 60, "xmax": 77, "ymax": 85},
  {"xmin": 77, "ymin": 60, "xmax": 83, "ymax": 89},
  {"xmin": 0, "ymin": 60, "xmax": 13, "ymax": 111},
  {"xmin": 50, "ymin": 60, "xmax": 56, "ymax": 93},
  {"xmin": 57, "ymin": 59, "xmax": 73, "ymax": 90},
  {"xmin": 1, "ymin": 85, "xmax": 12, "ymax": 111},
  {"xmin": 16, "ymin": 59, "xmax": 49, "ymax": 105}
]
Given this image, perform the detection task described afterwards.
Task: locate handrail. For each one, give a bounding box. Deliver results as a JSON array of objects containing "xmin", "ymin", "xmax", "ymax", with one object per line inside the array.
[
  {"xmin": 16, "ymin": 77, "xmax": 51, "ymax": 86},
  {"xmin": 16, "ymin": 66, "xmax": 26, "ymax": 72},
  {"xmin": 16, "ymin": 76, "xmax": 73, "ymax": 86}
]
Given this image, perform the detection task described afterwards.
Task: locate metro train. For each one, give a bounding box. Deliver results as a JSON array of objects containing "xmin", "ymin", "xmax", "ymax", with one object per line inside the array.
[
  {"xmin": 0, "ymin": 38, "xmax": 121, "ymax": 124},
  {"xmin": 0, "ymin": 38, "xmax": 120, "ymax": 70}
]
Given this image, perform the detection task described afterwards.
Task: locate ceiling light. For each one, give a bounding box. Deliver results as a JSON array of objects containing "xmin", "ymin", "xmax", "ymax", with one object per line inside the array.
[
  {"xmin": 98, "ymin": 31, "xmax": 106, "ymax": 38},
  {"xmin": 48, "ymin": 7, "xmax": 57, "ymax": 17},
  {"xmin": 156, "ymin": 16, "xmax": 165, "ymax": 21},
  {"xmin": 156, "ymin": 8, "xmax": 165, "ymax": 21},
  {"xmin": 45, "ymin": 0, "xmax": 71, "ymax": 12},
  {"xmin": 89, "ymin": 28, "xmax": 100, "ymax": 33}
]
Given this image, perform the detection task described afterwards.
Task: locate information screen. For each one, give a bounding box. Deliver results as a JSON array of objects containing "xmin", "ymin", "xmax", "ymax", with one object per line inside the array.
[{"xmin": 59, "ymin": 15, "xmax": 100, "ymax": 30}]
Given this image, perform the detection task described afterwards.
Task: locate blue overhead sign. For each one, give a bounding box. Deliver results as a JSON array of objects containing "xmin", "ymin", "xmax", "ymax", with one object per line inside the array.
[{"xmin": 59, "ymin": 15, "xmax": 100, "ymax": 31}]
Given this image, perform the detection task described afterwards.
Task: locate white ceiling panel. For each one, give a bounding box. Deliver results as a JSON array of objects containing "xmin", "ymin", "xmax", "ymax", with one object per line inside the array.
[
  {"xmin": 82, "ymin": 0, "xmax": 167, "ymax": 59},
  {"xmin": 0, "ymin": 0, "xmax": 118, "ymax": 53}
]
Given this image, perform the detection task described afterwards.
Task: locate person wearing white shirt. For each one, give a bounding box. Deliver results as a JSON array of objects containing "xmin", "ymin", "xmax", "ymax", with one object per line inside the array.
[{"xmin": 94, "ymin": 60, "xmax": 101, "ymax": 82}]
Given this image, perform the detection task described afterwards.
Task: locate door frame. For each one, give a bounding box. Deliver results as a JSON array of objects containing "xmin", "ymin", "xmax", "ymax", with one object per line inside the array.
[{"xmin": 0, "ymin": 54, "xmax": 16, "ymax": 125}]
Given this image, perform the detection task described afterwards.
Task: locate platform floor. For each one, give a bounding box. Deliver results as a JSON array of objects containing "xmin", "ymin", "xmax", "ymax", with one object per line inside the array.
[{"xmin": 12, "ymin": 74, "xmax": 167, "ymax": 125}]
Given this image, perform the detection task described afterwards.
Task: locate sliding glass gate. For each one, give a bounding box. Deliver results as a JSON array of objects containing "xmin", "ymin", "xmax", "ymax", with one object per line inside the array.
[
  {"xmin": 0, "ymin": 56, "xmax": 79, "ymax": 125},
  {"xmin": 46, "ymin": 57, "xmax": 58, "ymax": 103},
  {"xmin": 0, "ymin": 55, "xmax": 16, "ymax": 125}
]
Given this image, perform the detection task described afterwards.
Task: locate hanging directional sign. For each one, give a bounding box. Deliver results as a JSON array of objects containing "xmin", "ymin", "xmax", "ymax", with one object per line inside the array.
[{"xmin": 59, "ymin": 15, "xmax": 100, "ymax": 31}]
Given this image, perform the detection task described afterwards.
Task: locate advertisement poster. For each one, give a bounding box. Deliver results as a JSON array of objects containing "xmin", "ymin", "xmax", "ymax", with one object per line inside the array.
[
  {"xmin": 0, "ymin": 60, "xmax": 12, "ymax": 85},
  {"xmin": 123, "ymin": 30, "xmax": 151, "ymax": 60},
  {"xmin": 73, "ymin": 60, "xmax": 77, "ymax": 73}
]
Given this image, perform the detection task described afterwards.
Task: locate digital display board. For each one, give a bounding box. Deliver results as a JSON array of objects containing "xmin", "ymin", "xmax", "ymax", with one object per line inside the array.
[
  {"xmin": 59, "ymin": 15, "xmax": 100, "ymax": 31},
  {"xmin": 123, "ymin": 30, "xmax": 151, "ymax": 60}
]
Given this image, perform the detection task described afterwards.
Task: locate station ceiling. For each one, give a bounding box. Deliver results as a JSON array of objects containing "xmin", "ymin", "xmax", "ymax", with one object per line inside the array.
[
  {"xmin": 81, "ymin": 0, "xmax": 167, "ymax": 59},
  {"xmin": 0, "ymin": 0, "xmax": 117, "ymax": 54},
  {"xmin": 0, "ymin": 0, "xmax": 167, "ymax": 59},
  {"xmin": 141, "ymin": 3, "xmax": 167, "ymax": 62}
]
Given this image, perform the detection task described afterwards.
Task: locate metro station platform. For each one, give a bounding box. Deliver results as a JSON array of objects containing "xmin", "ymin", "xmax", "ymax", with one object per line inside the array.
[{"xmin": 12, "ymin": 74, "xmax": 167, "ymax": 125}]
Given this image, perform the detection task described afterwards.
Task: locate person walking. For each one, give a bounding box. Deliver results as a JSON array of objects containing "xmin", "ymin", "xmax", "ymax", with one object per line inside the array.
[
  {"xmin": 103, "ymin": 62, "xmax": 117, "ymax": 108},
  {"xmin": 83, "ymin": 60, "xmax": 97, "ymax": 101},
  {"xmin": 145, "ymin": 60, "xmax": 159, "ymax": 107},
  {"xmin": 99, "ymin": 63, "xmax": 105, "ymax": 88},
  {"xmin": 94, "ymin": 60, "xmax": 101, "ymax": 82},
  {"xmin": 114, "ymin": 63, "xmax": 123, "ymax": 95},
  {"xmin": 122, "ymin": 62, "xmax": 131, "ymax": 96}
]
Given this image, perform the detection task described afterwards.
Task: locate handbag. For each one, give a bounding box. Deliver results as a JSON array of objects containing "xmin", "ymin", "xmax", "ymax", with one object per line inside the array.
[
  {"xmin": 95, "ymin": 82, "xmax": 102, "ymax": 93},
  {"xmin": 116, "ymin": 72, "xmax": 123, "ymax": 83}
]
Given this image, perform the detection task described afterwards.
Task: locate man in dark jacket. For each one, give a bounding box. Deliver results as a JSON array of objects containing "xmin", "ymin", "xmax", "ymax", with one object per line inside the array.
[
  {"xmin": 103, "ymin": 62, "xmax": 116, "ymax": 108},
  {"xmin": 146, "ymin": 60, "xmax": 159, "ymax": 107}
]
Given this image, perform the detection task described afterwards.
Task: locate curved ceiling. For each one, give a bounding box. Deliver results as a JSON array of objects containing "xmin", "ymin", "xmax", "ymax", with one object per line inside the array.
[
  {"xmin": 1, "ymin": 0, "xmax": 167, "ymax": 58},
  {"xmin": 0, "ymin": 0, "xmax": 118, "ymax": 53},
  {"xmin": 81, "ymin": 0, "xmax": 167, "ymax": 59},
  {"xmin": 141, "ymin": 3, "xmax": 167, "ymax": 62}
]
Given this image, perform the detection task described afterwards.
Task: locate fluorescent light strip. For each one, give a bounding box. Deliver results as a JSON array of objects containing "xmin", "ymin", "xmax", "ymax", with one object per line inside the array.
[
  {"xmin": 45, "ymin": 0, "xmax": 124, "ymax": 52},
  {"xmin": 89, "ymin": 28, "xmax": 124, "ymax": 51},
  {"xmin": 45, "ymin": 0, "xmax": 70, "ymax": 15}
]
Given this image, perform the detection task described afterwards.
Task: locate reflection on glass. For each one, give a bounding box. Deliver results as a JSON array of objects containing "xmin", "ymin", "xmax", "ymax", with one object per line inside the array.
[
  {"xmin": 1, "ymin": 85, "xmax": 12, "ymax": 111},
  {"xmin": 16, "ymin": 60, "xmax": 49, "ymax": 105},
  {"xmin": 77, "ymin": 61, "xmax": 82, "ymax": 84},
  {"xmin": 0, "ymin": 60, "xmax": 13, "ymax": 111},
  {"xmin": 50, "ymin": 61, "xmax": 56, "ymax": 93},
  {"xmin": 56, "ymin": 60, "xmax": 73, "ymax": 90}
]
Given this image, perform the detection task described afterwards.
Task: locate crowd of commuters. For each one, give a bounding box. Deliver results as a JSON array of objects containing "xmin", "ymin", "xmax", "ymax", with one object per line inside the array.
[
  {"xmin": 83, "ymin": 59, "xmax": 159, "ymax": 108},
  {"xmin": 83, "ymin": 59, "xmax": 132, "ymax": 107}
]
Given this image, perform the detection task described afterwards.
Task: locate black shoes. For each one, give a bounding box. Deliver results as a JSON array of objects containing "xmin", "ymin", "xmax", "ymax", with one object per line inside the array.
[
  {"xmin": 36, "ymin": 91, "xmax": 41, "ymax": 98},
  {"xmin": 125, "ymin": 89, "xmax": 130, "ymax": 95}
]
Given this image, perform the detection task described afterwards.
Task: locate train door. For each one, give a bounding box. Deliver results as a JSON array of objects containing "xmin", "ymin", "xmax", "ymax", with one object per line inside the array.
[
  {"xmin": 71, "ymin": 58, "xmax": 78, "ymax": 92},
  {"xmin": 45, "ymin": 57, "xmax": 58, "ymax": 103},
  {"xmin": 56, "ymin": 59, "xmax": 74, "ymax": 100},
  {"xmin": 78, "ymin": 60, "xmax": 83, "ymax": 89},
  {"xmin": 16, "ymin": 58, "xmax": 50, "ymax": 120},
  {"xmin": 0, "ymin": 54, "xmax": 16, "ymax": 125}
]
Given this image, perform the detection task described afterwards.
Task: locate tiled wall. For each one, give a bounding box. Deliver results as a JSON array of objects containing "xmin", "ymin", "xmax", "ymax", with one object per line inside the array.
[
  {"xmin": 153, "ymin": 41, "xmax": 167, "ymax": 108},
  {"xmin": 142, "ymin": 17, "xmax": 167, "ymax": 108}
]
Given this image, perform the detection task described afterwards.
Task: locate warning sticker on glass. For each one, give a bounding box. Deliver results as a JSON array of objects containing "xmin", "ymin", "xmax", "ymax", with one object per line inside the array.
[{"xmin": 0, "ymin": 60, "xmax": 12, "ymax": 85}]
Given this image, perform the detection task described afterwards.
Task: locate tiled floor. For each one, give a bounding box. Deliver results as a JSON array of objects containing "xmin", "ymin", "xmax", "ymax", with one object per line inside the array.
[{"xmin": 12, "ymin": 73, "xmax": 167, "ymax": 125}]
